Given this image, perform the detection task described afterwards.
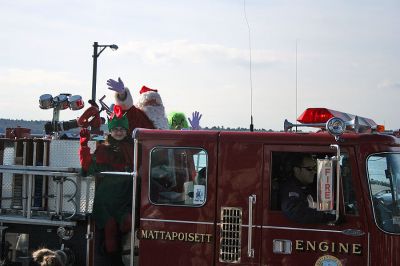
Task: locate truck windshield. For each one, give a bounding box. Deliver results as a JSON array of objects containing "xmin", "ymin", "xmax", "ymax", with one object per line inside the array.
[{"xmin": 367, "ymin": 153, "xmax": 400, "ymax": 234}]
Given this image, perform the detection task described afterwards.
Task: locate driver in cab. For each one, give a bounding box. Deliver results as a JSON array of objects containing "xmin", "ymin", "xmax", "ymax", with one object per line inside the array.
[{"xmin": 280, "ymin": 155, "xmax": 336, "ymax": 224}]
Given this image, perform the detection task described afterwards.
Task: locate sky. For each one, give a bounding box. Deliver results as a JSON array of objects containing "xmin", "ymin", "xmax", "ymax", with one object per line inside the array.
[{"xmin": 0, "ymin": 0, "xmax": 399, "ymax": 130}]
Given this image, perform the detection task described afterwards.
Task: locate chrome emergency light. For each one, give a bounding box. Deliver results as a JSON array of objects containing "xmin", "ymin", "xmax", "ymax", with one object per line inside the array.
[
  {"xmin": 39, "ymin": 93, "xmax": 85, "ymax": 136},
  {"xmin": 39, "ymin": 94, "xmax": 54, "ymax": 109},
  {"xmin": 326, "ymin": 117, "xmax": 346, "ymax": 140},
  {"xmin": 39, "ymin": 93, "xmax": 84, "ymax": 111},
  {"xmin": 69, "ymin": 95, "xmax": 85, "ymax": 110}
]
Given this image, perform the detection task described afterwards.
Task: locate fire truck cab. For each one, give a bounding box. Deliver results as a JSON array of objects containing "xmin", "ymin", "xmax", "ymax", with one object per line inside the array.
[
  {"xmin": 132, "ymin": 108, "xmax": 400, "ymax": 266},
  {"xmin": 0, "ymin": 108, "xmax": 399, "ymax": 265}
]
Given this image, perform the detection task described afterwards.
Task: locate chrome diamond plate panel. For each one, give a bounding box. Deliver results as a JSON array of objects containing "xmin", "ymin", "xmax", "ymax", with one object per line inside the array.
[
  {"xmin": 2, "ymin": 141, "xmax": 19, "ymax": 209},
  {"xmin": 3, "ymin": 142, "xmax": 15, "ymax": 165},
  {"xmin": 1, "ymin": 173, "xmax": 13, "ymax": 209},
  {"xmin": 47, "ymin": 140, "xmax": 96, "ymax": 213},
  {"xmin": 49, "ymin": 140, "xmax": 96, "ymax": 168}
]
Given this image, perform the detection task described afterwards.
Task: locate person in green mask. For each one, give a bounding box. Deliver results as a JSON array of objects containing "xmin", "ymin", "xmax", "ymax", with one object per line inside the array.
[{"xmin": 168, "ymin": 111, "xmax": 202, "ymax": 130}]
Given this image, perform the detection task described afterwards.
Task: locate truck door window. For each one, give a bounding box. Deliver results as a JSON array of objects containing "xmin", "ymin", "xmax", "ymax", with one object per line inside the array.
[
  {"xmin": 149, "ymin": 147, "xmax": 207, "ymax": 206},
  {"xmin": 270, "ymin": 152, "xmax": 358, "ymax": 215},
  {"xmin": 271, "ymin": 152, "xmax": 329, "ymax": 211},
  {"xmin": 367, "ymin": 153, "xmax": 400, "ymax": 234}
]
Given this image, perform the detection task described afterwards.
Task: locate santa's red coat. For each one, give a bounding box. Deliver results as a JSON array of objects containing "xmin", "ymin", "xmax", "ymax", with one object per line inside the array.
[
  {"xmin": 125, "ymin": 105, "xmax": 155, "ymax": 135},
  {"xmin": 114, "ymin": 88, "xmax": 156, "ymax": 134}
]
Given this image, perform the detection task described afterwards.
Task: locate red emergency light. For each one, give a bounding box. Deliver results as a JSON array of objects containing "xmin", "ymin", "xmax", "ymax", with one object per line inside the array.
[{"xmin": 297, "ymin": 108, "xmax": 353, "ymax": 124}]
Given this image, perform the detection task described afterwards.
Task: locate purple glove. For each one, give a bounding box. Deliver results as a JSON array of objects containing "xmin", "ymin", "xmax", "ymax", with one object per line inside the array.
[
  {"xmin": 106, "ymin": 77, "xmax": 125, "ymax": 93},
  {"xmin": 188, "ymin": 111, "xmax": 202, "ymax": 130}
]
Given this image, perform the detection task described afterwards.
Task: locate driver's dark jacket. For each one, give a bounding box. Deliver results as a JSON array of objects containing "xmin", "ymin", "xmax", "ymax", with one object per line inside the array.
[{"xmin": 280, "ymin": 177, "xmax": 335, "ymax": 224}]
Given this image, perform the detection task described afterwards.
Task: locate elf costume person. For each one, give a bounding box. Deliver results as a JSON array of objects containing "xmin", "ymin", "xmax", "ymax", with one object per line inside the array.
[
  {"xmin": 79, "ymin": 105, "xmax": 133, "ymax": 266},
  {"xmin": 106, "ymin": 77, "xmax": 169, "ymax": 133}
]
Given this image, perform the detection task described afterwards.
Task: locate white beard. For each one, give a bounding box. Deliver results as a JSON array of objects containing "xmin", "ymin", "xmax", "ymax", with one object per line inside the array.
[{"xmin": 141, "ymin": 105, "xmax": 169, "ymax": 129}]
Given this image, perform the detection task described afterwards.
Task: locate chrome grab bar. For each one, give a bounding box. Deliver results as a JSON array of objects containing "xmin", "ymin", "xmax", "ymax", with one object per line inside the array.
[
  {"xmin": 130, "ymin": 137, "xmax": 139, "ymax": 266},
  {"xmin": 53, "ymin": 176, "xmax": 78, "ymax": 220},
  {"xmin": 330, "ymin": 144, "xmax": 341, "ymax": 223},
  {"xmin": 22, "ymin": 142, "xmax": 28, "ymax": 214},
  {"xmin": 248, "ymin": 194, "xmax": 256, "ymax": 258},
  {"xmin": 26, "ymin": 142, "xmax": 37, "ymax": 219}
]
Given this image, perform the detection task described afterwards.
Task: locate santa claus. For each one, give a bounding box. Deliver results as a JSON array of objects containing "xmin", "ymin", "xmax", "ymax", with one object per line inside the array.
[
  {"xmin": 136, "ymin": 86, "xmax": 169, "ymax": 130},
  {"xmin": 106, "ymin": 77, "xmax": 169, "ymax": 134}
]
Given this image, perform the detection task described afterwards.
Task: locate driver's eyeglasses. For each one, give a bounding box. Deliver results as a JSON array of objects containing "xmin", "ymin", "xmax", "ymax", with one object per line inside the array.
[{"xmin": 297, "ymin": 165, "xmax": 317, "ymax": 172}]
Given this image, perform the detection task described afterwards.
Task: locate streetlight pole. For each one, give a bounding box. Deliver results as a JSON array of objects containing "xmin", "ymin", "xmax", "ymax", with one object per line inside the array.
[
  {"xmin": 91, "ymin": 41, "xmax": 118, "ymax": 101},
  {"xmin": 91, "ymin": 42, "xmax": 99, "ymax": 101}
]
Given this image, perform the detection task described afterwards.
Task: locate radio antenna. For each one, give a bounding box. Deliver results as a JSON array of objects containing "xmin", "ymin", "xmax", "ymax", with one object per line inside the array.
[
  {"xmin": 295, "ymin": 39, "xmax": 298, "ymax": 132},
  {"xmin": 244, "ymin": 0, "xmax": 254, "ymax": 132}
]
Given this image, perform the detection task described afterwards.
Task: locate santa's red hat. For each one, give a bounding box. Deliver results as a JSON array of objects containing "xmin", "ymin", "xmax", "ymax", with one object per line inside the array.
[{"xmin": 140, "ymin": 86, "xmax": 158, "ymax": 94}]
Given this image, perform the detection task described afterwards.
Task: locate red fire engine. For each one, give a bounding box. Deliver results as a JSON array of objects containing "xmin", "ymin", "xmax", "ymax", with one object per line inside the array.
[{"xmin": 0, "ymin": 107, "xmax": 399, "ymax": 265}]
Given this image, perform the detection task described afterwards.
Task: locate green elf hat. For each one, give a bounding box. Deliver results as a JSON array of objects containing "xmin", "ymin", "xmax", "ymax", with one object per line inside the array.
[
  {"xmin": 168, "ymin": 112, "xmax": 189, "ymax": 130},
  {"xmin": 107, "ymin": 105, "xmax": 129, "ymax": 131}
]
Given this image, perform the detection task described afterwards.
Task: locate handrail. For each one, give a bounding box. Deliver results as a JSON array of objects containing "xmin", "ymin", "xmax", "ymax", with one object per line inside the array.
[
  {"xmin": 0, "ymin": 215, "xmax": 76, "ymax": 227},
  {"xmin": 330, "ymin": 144, "xmax": 341, "ymax": 223},
  {"xmin": 0, "ymin": 165, "xmax": 80, "ymax": 173},
  {"xmin": 247, "ymin": 194, "xmax": 256, "ymax": 258},
  {"xmin": 130, "ymin": 137, "xmax": 139, "ymax": 266},
  {"xmin": 0, "ymin": 167, "xmax": 81, "ymax": 221},
  {"xmin": 0, "ymin": 168, "xmax": 78, "ymax": 177}
]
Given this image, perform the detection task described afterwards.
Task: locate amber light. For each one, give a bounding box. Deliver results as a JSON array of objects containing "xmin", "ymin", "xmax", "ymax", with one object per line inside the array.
[{"xmin": 376, "ymin": 125, "xmax": 385, "ymax": 132}]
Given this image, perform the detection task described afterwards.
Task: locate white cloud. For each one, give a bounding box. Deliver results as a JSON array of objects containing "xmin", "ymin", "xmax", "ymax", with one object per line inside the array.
[
  {"xmin": 0, "ymin": 68, "xmax": 81, "ymax": 87},
  {"xmin": 377, "ymin": 80, "xmax": 400, "ymax": 90},
  {"xmin": 120, "ymin": 40, "xmax": 289, "ymax": 67}
]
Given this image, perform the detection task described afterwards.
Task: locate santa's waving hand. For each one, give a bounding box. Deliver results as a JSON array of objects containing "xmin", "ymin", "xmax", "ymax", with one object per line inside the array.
[
  {"xmin": 107, "ymin": 77, "xmax": 134, "ymax": 111},
  {"xmin": 107, "ymin": 77, "xmax": 125, "ymax": 93}
]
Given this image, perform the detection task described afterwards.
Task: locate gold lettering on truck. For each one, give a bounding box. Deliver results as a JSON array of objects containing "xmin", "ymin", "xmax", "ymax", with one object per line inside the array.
[
  {"xmin": 294, "ymin": 239, "xmax": 362, "ymax": 255},
  {"xmin": 140, "ymin": 229, "xmax": 213, "ymax": 243},
  {"xmin": 319, "ymin": 242, "xmax": 328, "ymax": 252},
  {"xmin": 307, "ymin": 241, "xmax": 316, "ymax": 251},
  {"xmin": 295, "ymin": 240, "xmax": 304, "ymax": 251},
  {"xmin": 338, "ymin": 243, "xmax": 349, "ymax": 253},
  {"xmin": 352, "ymin": 244, "xmax": 362, "ymax": 255}
]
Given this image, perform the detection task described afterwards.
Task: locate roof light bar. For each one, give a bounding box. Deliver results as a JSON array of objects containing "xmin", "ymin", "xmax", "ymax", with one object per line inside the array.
[{"xmin": 284, "ymin": 107, "xmax": 379, "ymax": 134}]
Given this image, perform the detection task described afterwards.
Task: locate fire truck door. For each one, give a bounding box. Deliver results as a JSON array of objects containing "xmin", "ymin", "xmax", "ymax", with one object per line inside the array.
[
  {"xmin": 261, "ymin": 145, "xmax": 369, "ymax": 266},
  {"xmin": 215, "ymin": 138, "xmax": 263, "ymax": 266},
  {"xmin": 138, "ymin": 132, "xmax": 218, "ymax": 266}
]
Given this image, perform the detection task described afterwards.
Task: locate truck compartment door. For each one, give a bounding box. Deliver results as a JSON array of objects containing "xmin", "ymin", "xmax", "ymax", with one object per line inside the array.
[{"xmin": 215, "ymin": 136, "xmax": 263, "ymax": 266}]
